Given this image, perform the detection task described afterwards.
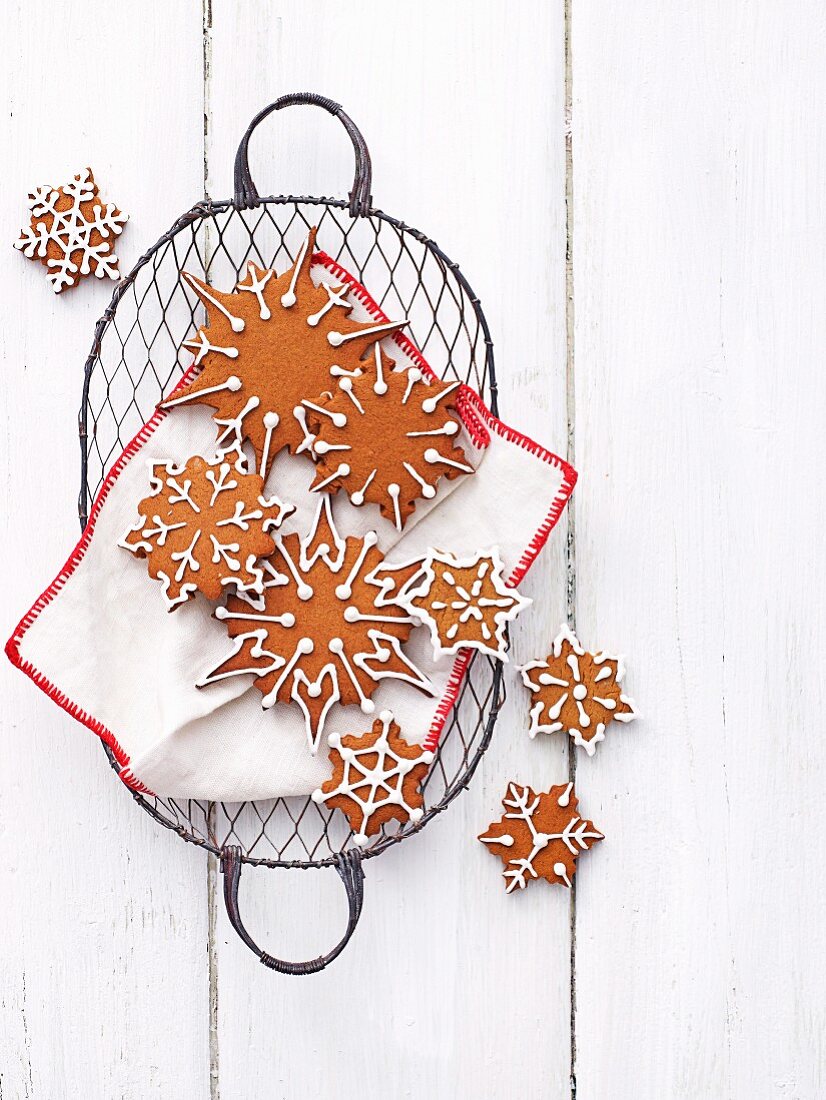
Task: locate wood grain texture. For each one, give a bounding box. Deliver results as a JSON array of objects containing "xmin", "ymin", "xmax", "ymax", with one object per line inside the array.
[
  {"xmin": 205, "ymin": 3, "xmax": 571, "ymax": 1098},
  {"xmin": 571, "ymin": 3, "xmax": 826, "ymax": 1097},
  {"xmin": 0, "ymin": 2, "xmax": 210, "ymax": 1097},
  {"xmin": 4, "ymin": 1, "xmax": 823, "ymax": 1097}
]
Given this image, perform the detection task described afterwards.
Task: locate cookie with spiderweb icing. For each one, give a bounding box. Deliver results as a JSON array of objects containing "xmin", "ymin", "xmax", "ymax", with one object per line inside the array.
[
  {"xmin": 159, "ymin": 228, "xmax": 405, "ymax": 478},
  {"xmin": 303, "ymin": 344, "xmax": 475, "ymax": 530},
  {"xmin": 312, "ymin": 711, "xmax": 434, "ymax": 846}
]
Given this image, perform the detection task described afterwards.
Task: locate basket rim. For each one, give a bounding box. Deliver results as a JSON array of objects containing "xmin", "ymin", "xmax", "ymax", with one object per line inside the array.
[{"xmin": 80, "ymin": 192, "xmax": 502, "ymax": 868}]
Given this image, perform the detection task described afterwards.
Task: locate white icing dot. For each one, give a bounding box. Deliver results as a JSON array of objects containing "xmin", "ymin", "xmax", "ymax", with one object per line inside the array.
[
  {"xmin": 374, "ymin": 379, "xmax": 388, "ymax": 395},
  {"xmin": 314, "ymin": 440, "xmax": 334, "ymax": 455},
  {"xmin": 331, "ymin": 412, "xmax": 347, "ymax": 428},
  {"xmin": 409, "ymin": 807, "xmax": 424, "ymax": 823},
  {"xmin": 263, "ymin": 411, "xmax": 279, "ymax": 428},
  {"xmin": 573, "ymin": 684, "xmax": 588, "ymax": 701},
  {"xmin": 422, "ymin": 484, "xmax": 437, "ymax": 499},
  {"xmin": 281, "ymin": 291, "xmax": 297, "ymax": 308},
  {"xmin": 226, "ymin": 375, "xmax": 242, "ymax": 392},
  {"xmin": 351, "ymin": 492, "xmax": 365, "ymax": 506},
  {"xmin": 360, "ymin": 700, "xmax": 376, "ymax": 714},
  {"xmin": 327, "ymin": 732, "xmax": 341, "ymax": 748},
  {"xmin": 379, "ymin": 709, "xmax": 393, "ymax": 722},
  {"xmin": 327, "ymin": 331, "xmax": 344, "ymax": 347},
  {"xmin": 280, "ymin": 613, "xmax": 296, "ymax": 628},
  {"xmin": 343, "ymin": 606, "xmax": 359, "ymax": 623},
  {"xmin": 308, "ymin": 683, "xmax": 322, "ymax": 698},
  {"xmin": 387, "ymin": 483, "xmax": 400, "ymax": 497},
  {"xmin": 338, "ymin": 463, "xmax": 351, "ymax": 476},
  {"xmin": 444, "ymin": 420, "xmax": 459, "ymax": 435},
  {"xmin": 553, "ymin": 862, "xmax": 568, "ymax": 877},
  {"xmin": 329, "ymin": 637, "xmax": 344, "ymax": 653},
  {"xmin": 297, "ymin": 637, "xmax": 314, "ymax": 654},
  {"xmin": 424, "ymin": 448, "xmax": 440, "ymax": 463},
  {"xmin": 214, "ymin": 606, "xmax": 230, "ymax": 620},
  {"xmin": 353, "ymin": 833, "xmax": 370, "ymax": 848},
  {"xmin": 421, "ymin": 750, "xmax": 435, "ymax": 765},
  {"xmin": 311, "ymin": 788, "xmax": 324, "ymax": 803},
  {"xmin": 334, "ymin": 584, "xmax": 351, "ymax": 600},
  {"xmin": 297, "ymin": 583, "xmax": 313, "ymax": 601}
]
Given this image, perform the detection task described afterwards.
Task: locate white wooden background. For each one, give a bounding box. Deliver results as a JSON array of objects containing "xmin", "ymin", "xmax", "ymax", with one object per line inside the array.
[{"xmin": 1, "ymin": 2, "xmax": 824, "ymax": 1097}]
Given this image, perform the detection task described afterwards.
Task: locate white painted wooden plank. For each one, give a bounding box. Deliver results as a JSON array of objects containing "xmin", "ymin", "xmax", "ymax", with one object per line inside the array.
[
  {"xmin": 205, "ymin": 3, "xmax": 572, "ymax": 1097},
  {"xmin": 0, "ymin": 3, "xmax": 211, "ymax": 1096},
  {"xmin": 572, "ymin": 3, "xmax": 826, "ymax": 1097}
]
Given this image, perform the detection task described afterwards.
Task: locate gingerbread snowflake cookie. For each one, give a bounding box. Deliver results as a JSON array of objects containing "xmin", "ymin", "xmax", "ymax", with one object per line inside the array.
[
  {"xmin": 304, "ymin": 344, "xmax": 474, "ymax": 529},
  {"xmin": 14, "ymin": 168, "xmax": 127, "ymax": 293},
  {"xmin": 119, "ymin": 453, "xmax": 293, "ymax": 609},
  {"xmin": 198, "ymin": 498, "xmax": 435, "ymax": 751},
  {"xmin": 479, "ymin": 782, "xmax": 603, "ymax": 892},
  {"xmin": 160, "ymin": 228, "xmax": 405, "ymax": 476},
  {"xmin": 520, "ymin": 624, "xmax": 638, "ymax": 754},
  {"xmin": 398, "ymin": 548, "xmax": 531, "ymax": 660},
  {"xmin": 312, "ymin": 711, "xmax": 433, "ymax": 846}
]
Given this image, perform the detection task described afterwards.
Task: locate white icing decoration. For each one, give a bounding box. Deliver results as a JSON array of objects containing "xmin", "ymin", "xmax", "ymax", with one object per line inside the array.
[
  {"xmin": 280, "ymin": 234, "xmax": 310, "ymax": 308},
  {"xmin": 260, "ymin": 411, "xmax": 280, "ymax": 480},
  {"xmin": 14, "ymin": 168, "xmax": 127, "ymax": 293},
  {"xmin": 490, "ymin": 783, "xmax": 603, "ymax": 893},
  {"xmin": 313, "ymin": 462, "xmax": 351, "ymax": 492},
  {"xmin": 199, "ymin": 497, "xmax": 435, "ymax": 751},
  {"xmin": 339, "ymin": 377, "xmax": 365, "ymax": 414},
  {"xmin": 119, "ymin": 455, "xmax": 292, "ymax": 610},
  {"xmin": 519, "ymin": 623, "xmax": 639, "ymax": 754},
  {"xmin": 397, "ymin": 547, "xmax": 531, "ymax": 661},
  {"xmin": 327, "ymin": 318, "xmax": 406, "ymax": 348},
  {"xmin": 402, "ymin": 367, "xmax": 423, "ymax": 404},
  {"xmin": 182, "ymin": 272, "xmax": 245, "ymax": 332},
  {"xmin": 162, "ymin": 375, "xmax": 242, "ymax": 409},
  {"xmin": 236, "ymin": 262, "xmax": 273, "ymax": 320},
  {"xmin": 372, "ymin": 343, "xmax": 388, "ymax": 395},
  {"xmin": 387, "ymin": 483, "xmax": 402, "ymax": 531},
  {"xmin": 406, "ymin": 421, "xmax": 460, "ymax": 438},
  {"xmin": 303, "ymin": 401, "xmax": 347, "ymax": 428},
  {"xmin": 311, "ymin": 711, "xmax": 433, "ymax": 846},
  {"xmin": 479, "ymin": 832, "xmax": 515, "ymax": 848},
  {"xmin": 182, "ymin": 332, "xmax": 240, "ymax": 366},
  {"xmin": 421, "ymin": 380, "xmax": 461, "ymax": 414},
  {"xmin": 306, "ymin": 282, "xmax": 350, "ymax": 326},
  {"xmin": 423, "ymin": 447, "xmax": 475, "ymax": 473}
]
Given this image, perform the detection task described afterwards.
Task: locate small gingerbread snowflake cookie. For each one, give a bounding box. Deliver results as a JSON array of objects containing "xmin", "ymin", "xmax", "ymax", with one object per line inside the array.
[
  {"xmin": 479, "ymin": 781, "xmax": 603, "ymax": 892},
  {"xmin": 14, "ymin": 168, "xmax": 127, "ymax": 293},
  {"xmin": 198, "ymin": 497, "xmax": 435, "ymax": 751},
  {"xmin": 312, "ymin": 711, "xmax": 434, "ymax": 846},
  {"xmin": 119, "ymin": 453, "xmax": 293, "ymax": 610},
  {"xmin": 160, "ymin": 228, "xmax": 404, "ymax": 476},
  {"xmin": 304, "ymin": 344, "xmax": 475, "ymax": 529},
  {"xmin": 519, "ymin": 624, "xmax": 638, "ymax": 754},
  {"xmin": 397, "ymin": 548, "xmax": 531, "ymax": 660}
]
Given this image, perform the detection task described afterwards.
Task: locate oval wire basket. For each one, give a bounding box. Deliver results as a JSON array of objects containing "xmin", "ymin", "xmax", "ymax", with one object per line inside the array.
[{"xmin": 79, "ymin": 94, "xmax": 505, "ymax": 971}]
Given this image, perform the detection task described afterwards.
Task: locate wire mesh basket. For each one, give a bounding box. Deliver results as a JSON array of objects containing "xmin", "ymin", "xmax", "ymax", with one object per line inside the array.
[{"xmin": 79, "ymin": 94, "xmax": 504, "ymax": 971}]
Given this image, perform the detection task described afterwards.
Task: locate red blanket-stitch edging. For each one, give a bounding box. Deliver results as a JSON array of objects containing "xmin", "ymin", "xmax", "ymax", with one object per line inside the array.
[{"xmin": 6, "ymin": 252, "xmax": 576, "ymax": 789}]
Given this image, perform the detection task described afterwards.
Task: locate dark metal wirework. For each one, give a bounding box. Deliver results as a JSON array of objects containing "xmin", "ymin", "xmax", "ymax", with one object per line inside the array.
[
  {"xmin": 78, "ymin": 99, "xmax": 502, "ymax": 877},
  {"xmin": 233, "ymin": 94, "xmax": 372, "ymax": 216},
  {"xmin": 221, "ymin": 846, "xmax": 365, "ymax": 973}
]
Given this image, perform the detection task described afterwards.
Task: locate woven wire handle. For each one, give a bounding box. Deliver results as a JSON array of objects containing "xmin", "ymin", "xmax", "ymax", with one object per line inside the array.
[
  {"xmin": 220, "ymin": 846, "xmax": 365, "ymax": 974},
  {"xmin": 233, "ymin": 92, "xmax": 373, "ymax": 217}
]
